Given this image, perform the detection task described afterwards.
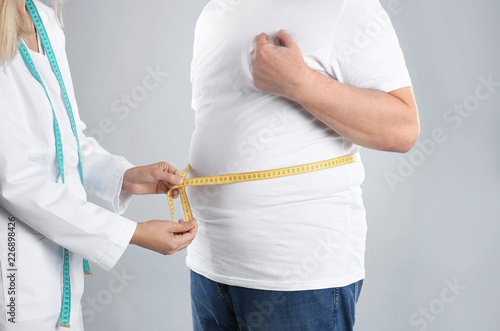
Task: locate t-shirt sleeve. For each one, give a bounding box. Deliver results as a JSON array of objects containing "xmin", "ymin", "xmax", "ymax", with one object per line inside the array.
[{"xmin": 331, "ymin": 0, "xmax": 412, "ymax": 93}]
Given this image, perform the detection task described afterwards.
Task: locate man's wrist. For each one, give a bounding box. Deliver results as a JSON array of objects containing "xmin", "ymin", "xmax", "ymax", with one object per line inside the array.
[
  {"xmin": 289, "ymin": 67, "xmax": 320, "ymax": 104},
  {"xmin": 291, "ymin": 68, "xmax": 342, "ymax": 109}
]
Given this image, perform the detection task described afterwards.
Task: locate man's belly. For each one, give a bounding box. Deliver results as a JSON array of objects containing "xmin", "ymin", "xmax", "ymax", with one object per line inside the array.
[
  {"xmin": 188, "ymin": 111, "xmax": 364, "ymax": 214},
  {"xmin": 187, "ymin": 99, "xmax": 367, "ymax": 288}
]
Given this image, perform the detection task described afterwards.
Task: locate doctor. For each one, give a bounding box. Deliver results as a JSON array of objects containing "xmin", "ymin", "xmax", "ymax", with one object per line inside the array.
[{"xmin": 0, "ymin": 0, "xmax": 197, "ymax": 330}]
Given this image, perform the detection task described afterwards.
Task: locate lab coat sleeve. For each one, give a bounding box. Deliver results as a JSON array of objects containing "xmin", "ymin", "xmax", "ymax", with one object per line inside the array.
[
  {"xmin": 80, "ymin": 134, "xmax": 135, "ymax": 215},
  {"xmin": 52, "ymin": 17, "xmax": 135, "ymax": 215},
  {"xmin": 0, "ymin": 72, "xmax": 136, "ymax": 272}
]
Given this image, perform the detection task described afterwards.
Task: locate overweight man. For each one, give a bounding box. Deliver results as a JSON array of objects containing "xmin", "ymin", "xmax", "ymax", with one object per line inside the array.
[{"xmin": 186, "ymin": 0, "xmax": 419, "ymax": 330}]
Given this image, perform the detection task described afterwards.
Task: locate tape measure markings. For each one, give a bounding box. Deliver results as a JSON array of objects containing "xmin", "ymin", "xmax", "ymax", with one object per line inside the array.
[{"xmin": 167, "ymin": 153, "xmax": 359, "ymax": 222}]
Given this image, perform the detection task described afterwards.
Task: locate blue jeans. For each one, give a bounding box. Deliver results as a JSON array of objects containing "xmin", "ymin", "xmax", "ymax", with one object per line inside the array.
[{"xmin": 191, "ymin": 271, "xmax": 363, "ymax": 331}]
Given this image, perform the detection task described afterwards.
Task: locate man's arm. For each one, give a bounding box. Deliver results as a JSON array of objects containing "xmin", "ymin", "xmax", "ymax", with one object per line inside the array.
[{"xmin": 250, "ymin": 30, "xmax": 420, "ymax": 153}]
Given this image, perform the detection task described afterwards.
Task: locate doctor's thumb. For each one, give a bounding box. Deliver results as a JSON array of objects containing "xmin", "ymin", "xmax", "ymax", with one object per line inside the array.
[{"xmin": 173, "ymin": 218, "xmax": 198, "ymax": 233}]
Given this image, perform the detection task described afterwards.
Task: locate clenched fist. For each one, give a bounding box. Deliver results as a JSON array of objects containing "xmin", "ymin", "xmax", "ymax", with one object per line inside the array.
[{"xmin": 250, "ymin": 29, "xmax": 313, "ymax": 101}]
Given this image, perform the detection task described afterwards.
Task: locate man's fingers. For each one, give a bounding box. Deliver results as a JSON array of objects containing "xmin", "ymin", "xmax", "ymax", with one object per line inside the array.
[
  {"xmin": 253, "ymin": 32, "xmax": 269, "ymax": 49},
  {"xmin": 277, "ymin": 29, "xmax": 296, "ymax": 48}
]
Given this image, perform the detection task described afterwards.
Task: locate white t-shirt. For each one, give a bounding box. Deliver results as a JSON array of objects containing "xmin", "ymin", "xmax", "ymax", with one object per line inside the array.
[{"xmin": 187, "ymin": 0, "xmax": 412, "ymax": 291}]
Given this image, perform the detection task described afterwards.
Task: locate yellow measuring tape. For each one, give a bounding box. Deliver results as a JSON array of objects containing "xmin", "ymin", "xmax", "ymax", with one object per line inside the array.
[{"xmin": 167, "ymin": 153, "xmax": 360, "ymax": 222}]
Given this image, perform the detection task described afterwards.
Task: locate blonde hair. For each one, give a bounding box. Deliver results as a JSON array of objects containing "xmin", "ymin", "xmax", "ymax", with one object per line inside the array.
[{"xmin": 0, "ymin": 0, "xmax": 62, "ymax": 64}]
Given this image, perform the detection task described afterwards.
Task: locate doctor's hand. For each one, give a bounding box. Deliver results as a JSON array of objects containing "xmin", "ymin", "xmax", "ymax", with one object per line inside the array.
[
  {"xmin": 130, "ymin": 219, "xmax": 198, "ymax": 255},
  {"xmin": 250, "ymin": 30, "xmax": 314, "ymax": 102},
  {"xmin": 122, "ymin": 162, "xmax": 182, "ymax": 198}
]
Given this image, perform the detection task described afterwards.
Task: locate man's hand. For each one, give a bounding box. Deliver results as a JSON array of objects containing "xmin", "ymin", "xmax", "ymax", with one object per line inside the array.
[
  {"xmin": 130, "ymin": 219, "xmax": 198, "ymax": 255},
  {"xmin": 249, "ymin": 30, "xmax": 419, "ymax": 153},
  {"xmin": 250, "ymin": 30, "xmax": 312, "ymax": 101},
  {"xmin": 122, "ymin": 162, "xmax": 182, "ymax": 198}
]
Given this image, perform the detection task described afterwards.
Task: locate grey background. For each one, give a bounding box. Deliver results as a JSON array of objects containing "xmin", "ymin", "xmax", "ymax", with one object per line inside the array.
[{"xmin": 45, "ymin": 0, "xmax": 500, "ymax": 330}]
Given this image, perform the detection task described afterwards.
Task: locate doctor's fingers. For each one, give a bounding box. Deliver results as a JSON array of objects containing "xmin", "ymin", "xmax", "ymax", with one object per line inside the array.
[
  {"xmin": 171, "ymin": 235, "xmax": 196, "ymax": 253},
  {"xmin": 167, "ymin": 227, "xmax": 197, "ymax": 253},
  {"xmin": 158, "ymin": 227, "xmax": 196, "ymax": 255},
  {"xmin": 159, "ymin": 181, "xmax": 180, "ymax": 197},
  {"xmin": 153, "ymin": 162, "xmax": 183, "ymax": 185},
  {"xmin": 170, "ymin": 189, "xmax": 180, "ymax": 199},
  {"xmin": 157, "ymin": 161, "xmax": 180, "ymax": 175},
  {"xmin": 168, "ymin": 218, "xmax": 198, "ymax": 234}
]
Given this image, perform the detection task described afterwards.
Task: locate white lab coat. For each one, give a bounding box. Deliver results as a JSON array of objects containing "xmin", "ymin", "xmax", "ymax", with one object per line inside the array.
[{"xmin": 0, "ymin": 2, "xmax": 137, "ymax": 330}]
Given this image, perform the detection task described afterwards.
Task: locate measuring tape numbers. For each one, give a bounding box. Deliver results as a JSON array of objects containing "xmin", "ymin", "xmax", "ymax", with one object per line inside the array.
[{"xmin": 167, "ymin": 153, "xmax": 360, "ymax": 222}]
